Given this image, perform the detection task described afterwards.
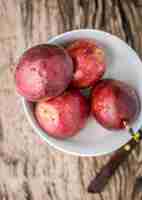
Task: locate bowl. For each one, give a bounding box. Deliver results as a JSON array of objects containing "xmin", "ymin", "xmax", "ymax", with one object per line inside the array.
[{"xmin": 22, "ymin": 29, "xmax": 142, "ymax": 156}]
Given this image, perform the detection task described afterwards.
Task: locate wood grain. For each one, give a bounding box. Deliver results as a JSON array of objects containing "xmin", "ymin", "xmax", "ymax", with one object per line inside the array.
[{"xmin": 0, "ymin": 0, "xmax": 142, "ymax": 199}]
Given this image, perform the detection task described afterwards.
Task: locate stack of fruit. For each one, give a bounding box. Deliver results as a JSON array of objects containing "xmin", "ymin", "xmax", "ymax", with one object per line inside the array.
[{"xmin": 15, "ymin": 39, "xmax": 140, "ymax": 139}]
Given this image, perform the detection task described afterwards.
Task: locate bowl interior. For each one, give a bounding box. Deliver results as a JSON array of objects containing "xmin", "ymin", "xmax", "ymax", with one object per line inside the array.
[{"xmin": 22, "ymin": 29, "xmax": 142, "ymax": 156}]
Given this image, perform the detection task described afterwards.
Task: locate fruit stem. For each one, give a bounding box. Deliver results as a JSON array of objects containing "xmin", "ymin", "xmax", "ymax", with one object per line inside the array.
[{"xmin": 123, "ymin": 121, "xmax": 140, "ymax": 142}]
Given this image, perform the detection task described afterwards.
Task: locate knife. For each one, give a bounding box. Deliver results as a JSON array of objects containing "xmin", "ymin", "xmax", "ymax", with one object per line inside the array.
[{"xmin": 88, "ymin": 126, "xmax": 142, "ymax": 193}]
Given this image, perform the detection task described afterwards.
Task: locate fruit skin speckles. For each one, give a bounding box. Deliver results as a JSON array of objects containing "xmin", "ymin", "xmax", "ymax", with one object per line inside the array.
[
  {"xmin": 66, "ymin": 39, "xmax": 106, "ymax": 88},
  {"xmin": 35, "ymin": 90, "xmax": 90, "ymax": 139},
  {"xmin": 91, "ymin": 79, "xmax": 141, "ymax": 130},
  {"xmin": 15, "ymin": 44, "xmax": 73, "ymax": 102}
]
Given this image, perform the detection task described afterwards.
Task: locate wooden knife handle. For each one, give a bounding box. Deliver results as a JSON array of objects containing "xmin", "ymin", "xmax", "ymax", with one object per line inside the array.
[{"xmin": 88, "ymin": 138, "xmax": 138, "ymax": 193}]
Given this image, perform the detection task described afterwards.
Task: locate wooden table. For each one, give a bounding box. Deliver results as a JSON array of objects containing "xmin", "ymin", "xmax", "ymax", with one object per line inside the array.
[{"xmin": 0, "ymin": 0, "xmax": 142, "ymax": 199}]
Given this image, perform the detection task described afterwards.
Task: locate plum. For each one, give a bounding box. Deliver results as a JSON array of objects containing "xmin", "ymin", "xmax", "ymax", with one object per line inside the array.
[
  {"xmin": 66, "ymin": 39, "xmax": 106, "ymax": 88},
  {"xmin": 35, "ymin": 90, "xmax": 89, "ymax": 139},
  {"xmin": 15, "ymin": 44, "xmax": 73, "ymax": 101},
  {"xmin": 91, "ymin": 79, "xmax": 140, "ymax": 130}
]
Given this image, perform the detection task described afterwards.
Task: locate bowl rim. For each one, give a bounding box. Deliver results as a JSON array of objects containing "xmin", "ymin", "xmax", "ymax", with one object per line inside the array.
[{"xmin": 21, "ymin": 29, "xmax": 133, "ymax": 157}]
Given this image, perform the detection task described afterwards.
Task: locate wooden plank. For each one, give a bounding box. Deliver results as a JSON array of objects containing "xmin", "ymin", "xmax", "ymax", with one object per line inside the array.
[{"xmin": 0, "ymin": 0, "xmax": 142, "ymax": 199}]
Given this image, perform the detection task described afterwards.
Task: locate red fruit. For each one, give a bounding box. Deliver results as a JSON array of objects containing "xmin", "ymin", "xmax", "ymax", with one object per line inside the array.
[
  {"xmin": 35, "ymin": 90, "xmax": 89, "ymax": 139},
  {"xmin": 66, "ymin": 39, "xmax": 106, "ymax": 88},
  {"xmin": 91, "ymin": 79, "xmax": 140, "ymax": 130},
  {"xmin": 15, "ymin": 44, "xmax": 73, "ymax": 101}
]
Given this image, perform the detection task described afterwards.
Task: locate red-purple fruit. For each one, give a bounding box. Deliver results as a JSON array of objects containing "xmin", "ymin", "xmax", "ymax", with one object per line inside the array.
[
  {"xmin": 35, "ymin": 90, "xmax": 90, "ymax": 139},
  {"xmin": 91, "ymin": 79, "xmax": 140, "ymax": 130},
  {"xmin": 15, "ymin": 44, "xmax": 73, "ymax": 101},
  {"xmin": 66, "ymin": 39, "xmax": 106, "ymax": 88}
]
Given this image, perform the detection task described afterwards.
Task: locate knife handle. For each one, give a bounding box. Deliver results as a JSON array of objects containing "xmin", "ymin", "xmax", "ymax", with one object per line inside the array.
[{"xmin": 88, "ymin": 138, "xmax": 138, "ymax": 193}]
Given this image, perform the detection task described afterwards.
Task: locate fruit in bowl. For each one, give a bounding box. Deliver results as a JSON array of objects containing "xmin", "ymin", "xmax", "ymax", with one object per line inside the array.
[
  {"xmin": 91, "ymin": 79, "xmax": 141, "ymax": 130},
  {"xmin": 15, "ymin": 44, "xmax": 73, "ymax": 102},
  {"xmin": 66, "ymin": 39, "xmax": 106, "ymax": 88},
  {"xmin": 16, "ymin": 30, "xmax": 142, "ymax": 156},
  {"xmin": 15, "ymin": 42, "xmax": 141, "ymax": 137},
  {"xmin": 35, "ymin": 90, "xmax": 89, "ymax": 139},
  {"xmin": 16, "ymin": 29, "xmax": 142, "ymax": 156}
]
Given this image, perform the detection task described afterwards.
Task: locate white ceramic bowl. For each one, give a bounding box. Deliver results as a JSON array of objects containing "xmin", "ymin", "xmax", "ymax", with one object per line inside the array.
[{"xmin": 22, "ymin": 29, "xmax": 142, "ymax": 156}]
